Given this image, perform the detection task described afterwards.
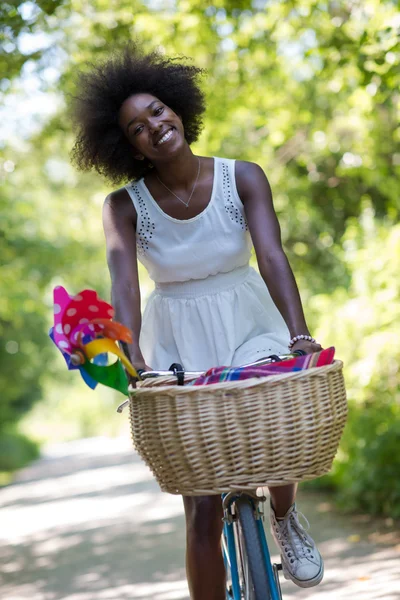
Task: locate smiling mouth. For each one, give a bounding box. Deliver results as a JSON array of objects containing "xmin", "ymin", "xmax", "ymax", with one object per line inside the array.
[{"xmin": 155, "ymin": 127, "xmax": 175, "ymax": 146}]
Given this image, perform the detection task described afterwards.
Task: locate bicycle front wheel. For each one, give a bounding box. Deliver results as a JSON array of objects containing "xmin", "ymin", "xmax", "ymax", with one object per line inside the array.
[{"xmin": 235, "ymin": 497, "xmax": 272, "ymax": 600}]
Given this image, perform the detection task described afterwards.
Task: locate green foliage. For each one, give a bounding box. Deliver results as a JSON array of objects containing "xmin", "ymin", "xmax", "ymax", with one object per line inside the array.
[
  {"xmin": 0, "ymin": 0, "xmax": 64, "ymax": 80},
  {"xmin": 0, "ymin": 131, "xmax": 109, "ymax": 441},
  {"xmin": 332, "ymin": 400, "xmax": 400, "ymax": 518},
  {"xmin": 1, "ymin": 0, "xmax": 399, "ymax": 519},
  {"xmin": 307, "ymin": 221, "xmax": 400, "ymax": 517},
  {"xmin": 0, "ymin": 428, "xmax": 40, "ymax": 473}
]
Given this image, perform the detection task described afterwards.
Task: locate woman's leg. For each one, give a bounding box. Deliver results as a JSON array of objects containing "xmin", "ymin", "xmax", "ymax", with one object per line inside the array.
[
  {"xmin": 182, "ymin": 495, "xmax": 226, "ymax": 600},
  {"xmin": 269, "ymin": 483, "xmax": 298, "ymax": 516}
]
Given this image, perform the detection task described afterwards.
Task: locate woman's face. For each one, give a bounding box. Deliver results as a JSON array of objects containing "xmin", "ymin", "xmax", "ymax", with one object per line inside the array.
[{"xmin": 118, "ymin": 93, "xmax": 184, "ymax": 163}]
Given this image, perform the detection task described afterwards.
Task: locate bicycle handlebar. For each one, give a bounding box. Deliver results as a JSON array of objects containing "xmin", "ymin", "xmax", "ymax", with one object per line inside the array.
[
  {"xmin": 116, "ymin": 350, "xmax": 306, "ymax": 413},
  {"xmin": 137, "ymin": 350, "xmax": 306, "ymax": 380}
]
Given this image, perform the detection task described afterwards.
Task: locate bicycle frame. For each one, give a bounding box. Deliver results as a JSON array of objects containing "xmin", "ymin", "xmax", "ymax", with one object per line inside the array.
[{"xmin": 222, "ymin": 492, "xmax": 282, "ymax": 600}]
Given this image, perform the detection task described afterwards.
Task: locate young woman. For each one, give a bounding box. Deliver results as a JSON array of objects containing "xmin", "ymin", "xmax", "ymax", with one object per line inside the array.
[{"xmin": 71, "ymin": 41, "xmax": 324, "ymax": 599}]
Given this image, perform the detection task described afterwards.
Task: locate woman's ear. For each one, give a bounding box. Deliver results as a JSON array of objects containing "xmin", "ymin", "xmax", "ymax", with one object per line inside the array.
[{"xmin": 132, "ymin": 150, "xmax": 153, "ymax": 169}]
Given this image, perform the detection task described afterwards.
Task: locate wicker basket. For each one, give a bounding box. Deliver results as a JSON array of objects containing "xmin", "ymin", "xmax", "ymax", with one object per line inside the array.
[{"xmin": 128, "ymin": 360, "xmax": 347, "ymax": 495}]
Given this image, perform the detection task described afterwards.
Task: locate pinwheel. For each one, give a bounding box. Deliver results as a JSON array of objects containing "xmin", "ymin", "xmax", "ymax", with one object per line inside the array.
[{"xmin": 49, "ymin": 286, "xmax": 139, "ymax": 395}]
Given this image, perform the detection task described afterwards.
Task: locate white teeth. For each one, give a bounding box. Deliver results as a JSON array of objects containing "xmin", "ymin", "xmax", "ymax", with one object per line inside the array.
[{"xmin": 156, "ymin": 128, "xmax": 173, "ymax": 145}]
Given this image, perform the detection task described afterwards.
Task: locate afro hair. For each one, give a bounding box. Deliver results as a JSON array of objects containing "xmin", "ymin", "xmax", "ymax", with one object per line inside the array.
[{"xmin": 70, "ymin": 40, "xmax": 207, "ymax": 184}]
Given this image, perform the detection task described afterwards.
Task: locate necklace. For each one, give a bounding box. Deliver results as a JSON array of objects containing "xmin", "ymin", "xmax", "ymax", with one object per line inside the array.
[{"xmin": 156, "ymin": 157, "xmax": 201, "ymax": 208}]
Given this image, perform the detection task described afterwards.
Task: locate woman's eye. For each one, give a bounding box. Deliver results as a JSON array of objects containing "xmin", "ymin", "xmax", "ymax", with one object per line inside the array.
[{"xmin": 133, "ymin": 107, "xmax": 163, "ymax": 135}]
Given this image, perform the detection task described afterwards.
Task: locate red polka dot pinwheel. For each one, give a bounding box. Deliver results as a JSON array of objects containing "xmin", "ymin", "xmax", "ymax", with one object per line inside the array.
[{"xmin": 49, "ymin": 286, "xmax": 139, "ymax": 395}]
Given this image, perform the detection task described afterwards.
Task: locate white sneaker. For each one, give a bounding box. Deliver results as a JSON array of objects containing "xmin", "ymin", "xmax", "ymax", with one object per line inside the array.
[{"xmin": 270, "ymin": 503, "xmax": 324, "ymax": 588}]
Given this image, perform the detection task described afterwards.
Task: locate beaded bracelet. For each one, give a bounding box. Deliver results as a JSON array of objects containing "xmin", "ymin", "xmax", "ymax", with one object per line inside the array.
[{"xmin": 288, "ymin": 334, "xmax": 317, "ymax": 350}]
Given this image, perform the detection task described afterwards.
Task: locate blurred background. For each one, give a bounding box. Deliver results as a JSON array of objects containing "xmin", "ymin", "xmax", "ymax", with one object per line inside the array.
[{"xmin": 1, "ymin": 0, "xmax": 399, "ymax": 525}]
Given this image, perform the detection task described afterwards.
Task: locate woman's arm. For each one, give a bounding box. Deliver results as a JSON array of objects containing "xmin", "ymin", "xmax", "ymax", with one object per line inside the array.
[
  {"xmin": 102, "ymin": 188, "xmax": 151, "ymax": 370},
  {"xmin": 235, "ymin": 160, "xmax": 321, "ymax": 353}
]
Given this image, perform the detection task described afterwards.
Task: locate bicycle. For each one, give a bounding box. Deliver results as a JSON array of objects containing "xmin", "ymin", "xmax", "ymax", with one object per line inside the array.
[
  {"xmin": 119, "ymin": 352, "xmax": 307, "ymax": 600},
  {"xmin": 51, "ymin": 290, "xmax": 344, "ymax": 599}
]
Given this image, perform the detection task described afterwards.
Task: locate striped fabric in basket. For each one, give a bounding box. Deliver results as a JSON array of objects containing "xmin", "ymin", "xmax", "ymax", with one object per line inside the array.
[{"xmin": 192, "ymin": 346, "xmax": 335, "ymax": 386}]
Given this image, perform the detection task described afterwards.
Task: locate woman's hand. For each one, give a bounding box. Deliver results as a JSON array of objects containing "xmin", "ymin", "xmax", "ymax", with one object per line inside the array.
[
  {"xmin": 291, "ymin": 339, "xmax": 322, "ymax": 355},
  {"xmin": 128, "ymin": 360, "xmax": 153, "ymax": 388},
  {"xmin": 135, "ymin": 360, "xmax": 153, "ymax": 374}
]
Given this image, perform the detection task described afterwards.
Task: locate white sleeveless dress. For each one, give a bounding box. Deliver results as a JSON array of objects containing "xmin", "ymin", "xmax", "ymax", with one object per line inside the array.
[{"xmin": 125, "ymin": 156, "xmax": 290, "ymax": 371}]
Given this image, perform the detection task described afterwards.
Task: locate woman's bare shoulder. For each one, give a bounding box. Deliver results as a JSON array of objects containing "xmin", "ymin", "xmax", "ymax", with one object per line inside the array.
[
  {"xmin": 234, "ymin": 159, "xmax": 265, "ymax": 182},
  {"xmin": 104, "ymin": 186, "xmax": 137, "ymax": 226},
  {"xmin": 234, "ymin": 160, "xmax": 266, "ymax": 203}
]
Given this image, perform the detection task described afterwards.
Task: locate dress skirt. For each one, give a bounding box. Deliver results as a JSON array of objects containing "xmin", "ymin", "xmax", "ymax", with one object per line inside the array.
[{"xmin": 139, "ymin": 265, "xmax": 291, "ymax": 372}]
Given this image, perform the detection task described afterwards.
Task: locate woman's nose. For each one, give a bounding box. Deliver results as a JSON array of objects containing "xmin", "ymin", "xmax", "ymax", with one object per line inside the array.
[{"xmin": 148, "ymin": 119, "xmax": 162, "ymax": 133}]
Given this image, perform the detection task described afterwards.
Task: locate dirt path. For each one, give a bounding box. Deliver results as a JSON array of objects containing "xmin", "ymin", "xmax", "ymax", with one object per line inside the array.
[{"xmin": 1, "ymin": 436, "xmax": 399, "ymax": 600}]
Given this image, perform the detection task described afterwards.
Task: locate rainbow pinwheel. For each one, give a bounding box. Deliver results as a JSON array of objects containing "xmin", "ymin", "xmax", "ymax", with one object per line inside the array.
[{"xmin": 49, "ymin": 286, "xmax": 139, "ymax": 395}]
